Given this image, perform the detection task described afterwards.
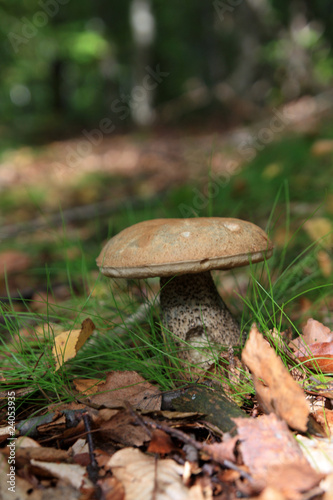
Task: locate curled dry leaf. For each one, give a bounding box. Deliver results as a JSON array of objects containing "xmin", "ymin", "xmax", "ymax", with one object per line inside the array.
[
  {"xmin": 289, "ymin": 319, "xmax": 333, "ymax": 374},
  {"xmin": 52, "ymin": 318, "xmax": 95, "ymax": 371},
  {"xmin": 242, "ymin": 325, "xmax": 309, "ymax": 432},
  {"xmin": 107, "ymin": 447, "xmax": 206, "ymax": 500},
  {"xmin": 292, "ymin": 342, "xmax": 333, "ymax": 374}
]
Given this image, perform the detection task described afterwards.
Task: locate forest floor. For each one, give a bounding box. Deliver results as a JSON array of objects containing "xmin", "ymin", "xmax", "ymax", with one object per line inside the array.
[{"xmin": 1, "ymin": 94, "xmax": 333, "ymax": 499}]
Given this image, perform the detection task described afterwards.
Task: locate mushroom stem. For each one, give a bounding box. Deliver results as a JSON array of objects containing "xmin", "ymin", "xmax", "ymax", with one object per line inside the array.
[{"xmin": 160, "ymin": 272, "xmax": 240, "ymax": 368}]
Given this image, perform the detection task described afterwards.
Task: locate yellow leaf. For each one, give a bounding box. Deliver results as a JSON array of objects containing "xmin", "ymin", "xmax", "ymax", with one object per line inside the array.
[
  {"xmin": 262, "ymin": 163, "xmax": 282, "ymax": 180},
  {"xmin": 311, "ymin": 139, "xmax": 333, "ymax": 157},
  {"xmin": 52, "ymin": 318, "xmax": 95, "ymax": 371},
  {"xmin": 304, "ymin": 217, "xmax": 333, "ymax": 248},
  {"xmin": 73, "ymin": 378, "xmax": 102, "ymax": 395}
]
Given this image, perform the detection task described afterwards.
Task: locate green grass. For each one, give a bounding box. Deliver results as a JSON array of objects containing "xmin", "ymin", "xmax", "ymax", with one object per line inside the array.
[{"xmin": 1, "ymin": 124, "xmax": 333, "ymax": 419}]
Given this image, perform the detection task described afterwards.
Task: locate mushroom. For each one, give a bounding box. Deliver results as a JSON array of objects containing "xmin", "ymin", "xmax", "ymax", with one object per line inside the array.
[{"xmin": 96, "ymin": 218, "xmax": 273, "ymax": 373}]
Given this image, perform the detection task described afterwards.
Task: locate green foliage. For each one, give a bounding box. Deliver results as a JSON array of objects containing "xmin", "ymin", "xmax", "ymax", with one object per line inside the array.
[{"xmin": 1, "ymin": 0, "xmax": 333, "ymax": 141}]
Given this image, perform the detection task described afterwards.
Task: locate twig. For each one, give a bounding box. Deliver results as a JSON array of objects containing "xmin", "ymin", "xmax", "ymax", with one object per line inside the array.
[
  {"xmin": 83, "ymin": 412, "xmax": 98, "ymax": 470},
  {"xmin": 127, "ymin": 406, "xmax": 253, "ymax": 482}
]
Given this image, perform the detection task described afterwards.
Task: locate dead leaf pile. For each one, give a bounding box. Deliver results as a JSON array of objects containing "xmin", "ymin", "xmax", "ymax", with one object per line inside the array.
[{"xmin": 4, "ymin": 321, "xmax": 333, "ymax": 499}]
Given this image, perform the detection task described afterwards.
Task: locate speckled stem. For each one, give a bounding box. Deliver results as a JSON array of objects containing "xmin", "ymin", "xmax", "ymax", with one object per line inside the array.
[{"xmin": 160, "ymin": 272, "xmax": 240, "ymax": 370}]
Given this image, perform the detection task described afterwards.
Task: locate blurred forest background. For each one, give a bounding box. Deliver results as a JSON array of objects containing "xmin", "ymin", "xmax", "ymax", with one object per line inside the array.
[{"xmin": 2, "ymin": 0, "xmax": 333, "ymax": 141}]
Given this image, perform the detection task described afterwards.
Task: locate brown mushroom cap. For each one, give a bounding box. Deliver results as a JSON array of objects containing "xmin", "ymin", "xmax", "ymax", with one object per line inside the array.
[{"xmin": 96, "ymin": 218, "xmax": 273, "ymax": 279}]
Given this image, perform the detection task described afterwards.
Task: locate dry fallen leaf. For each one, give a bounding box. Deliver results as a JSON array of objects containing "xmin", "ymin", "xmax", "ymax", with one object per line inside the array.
[
  {"xmin": 256, "ymin": 487, "xmax": 287, "ymax": 500},
  {"xmin": 107, "ymin": 447, "xmax": 206, "ymax": 500},
  {"xmin": 77, "ymin": 370, "xmax": 161, "ymax": 411},
  {"xmin": 73, "ymin": 378, "xmax": 102, "ymax": 395},
  {"xmin": 71, "ymin": 438, "xmax": 89, "ymax": 456},
  {"xmin": 15, "ymin": 436, "xmax": 41, "ymax": 448},
  {"xmin": 320, "ymin": 473, "xmax": 333, "ymax": 498},
  {"xmin": 235, "ymin": 414, "xmax": 307, "ymax": 476},
  {"xmin": 292, "ymin": 342, "xmax": 333, "ymax": 374},
  {"xmin": 302, "ymin": 319, "xmax": 333, "ymax": 345},
  {"xmin": 147, "ymin": 429, "xmax": 176, "ymax": 455},
  {"xmin": 242, "ymin": 325, "xmax": 309, "ymax": 432},
  {"xmin": 263, "ymin": 463, "xmax": 323, "ymax": 499},
  {"xmin": 262, "ymin": 163, "xmax": 282, "ymax": 180},
  {"xmin": 317, "ymin": 250, "xmax": 332, "ymax": 277},
  {"xmin": 0, "ymin": 250, "xmax": 32, "ymax": 278},
  {"xmin": 313, "ymin": 409, "xmax": 333, "ymax": 436},
  {"xmin": 289, "ymin": 319, "xmax": 333, "ymax": 374},
  {"xmin": 52, "ymin": 318, "xmax": 95, "ymax": 371},
  {"xmin": 7, "ymin": 447, "xmax": 69, "ymax": 465},
  {"xmin": 98, "ymin": 475, "xmax": 125, "ymax": 500},
  {"xmin": 202, "ymin": 435, "xmax": 238, "ymax": 464},
  {"xmin": 311, "ymin": 139, "xmax": 333, "ymax": 156},
  {"xmin": 297, "ymin": 435, "xmax": 333, "ymax": 475},
  {"xmin": 0, "ymin": 453, "xmax": 43, "ymax": 500},
  {"xmin": 304, "ymin": 217, "xmax": 333, "ymax": 249},
  {"xmin": 97, "ymin": 409, "xmax": 151, "ymax": 447},
  {"xmin": 235, "ymin": 414, "xmax": 322, "ymax": 497},
  {"xmin": 30, "ymin": 459, "xmax": 93, "ymax": 492}
]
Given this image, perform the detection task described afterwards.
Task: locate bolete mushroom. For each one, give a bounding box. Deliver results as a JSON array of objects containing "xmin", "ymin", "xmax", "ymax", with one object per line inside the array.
[{"xmin": 96, "ymin": 218, "xmax": 273, "ymax": 373}]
